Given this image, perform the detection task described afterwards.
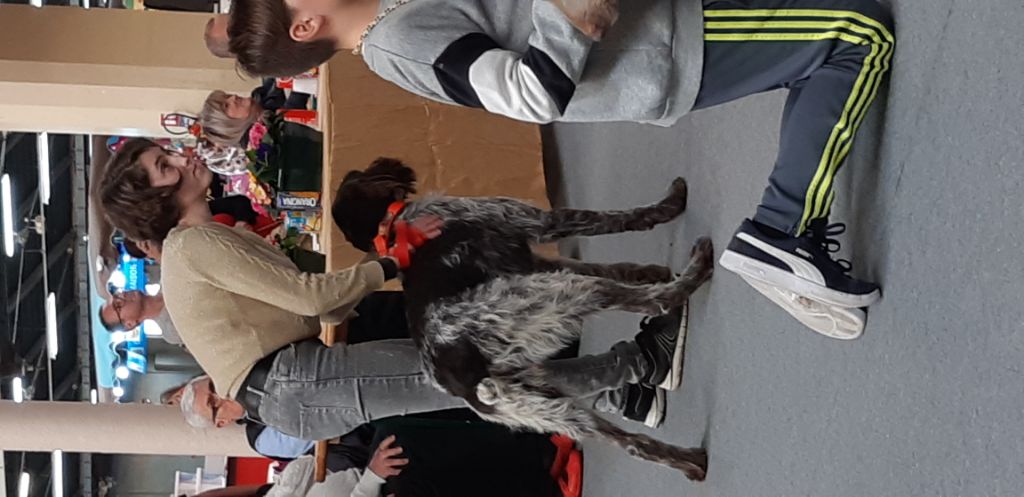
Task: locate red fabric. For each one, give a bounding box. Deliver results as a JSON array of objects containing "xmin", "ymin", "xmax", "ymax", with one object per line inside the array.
[
  {"xmin": 212, "ymin": 213, "xmax": 281, "ymax": 238},
  {"xmin": 212, "ymin": 213, "xmax": 237, "ymax": 226},
  {"xmin": 548, "ymin": 435, "xmax": 582, "ymax": 497},
  {"xmin": 559, "ymin": 450, "xmax": 583, "ymax": 497},
  {"xmin": 228, "ymin": 457, "xmax": 274, "ymax": 486}
]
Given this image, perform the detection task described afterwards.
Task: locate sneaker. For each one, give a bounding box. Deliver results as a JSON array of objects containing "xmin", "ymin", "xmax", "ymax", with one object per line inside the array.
[
  {"xmin": 719, "ymin": 219, "xmax": 881, "ymax": 308},
  {"xmin": 620, "ymin": 383, "xmax": 666, "ymax": 428},
  {"xmin": 740, "ymin": 275, "xmax": 866, "ymax": 340},
  {"xmin": 635, "ymin": 301, "xmax": 688, "ymax": 390}
]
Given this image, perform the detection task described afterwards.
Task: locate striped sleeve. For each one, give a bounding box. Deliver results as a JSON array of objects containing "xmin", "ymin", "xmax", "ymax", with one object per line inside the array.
[{"xmin": 431, "ymin": 0, "xmax": 594, "ymax": 123}]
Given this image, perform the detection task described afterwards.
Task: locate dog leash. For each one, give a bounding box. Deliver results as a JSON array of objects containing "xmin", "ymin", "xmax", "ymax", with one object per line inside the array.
[{"xmin": 353, "ymin": 0, "xmax": 414, "ymax": 55}]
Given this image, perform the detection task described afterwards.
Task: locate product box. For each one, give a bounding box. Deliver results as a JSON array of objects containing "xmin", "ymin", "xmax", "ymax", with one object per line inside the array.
[
  {"xmin": 276, "ymin": 191, "xmax": 321, "ymax": 211},
  {"xmin": 283, "ymin": 210, "xmax": 322, "ymax": 234}
]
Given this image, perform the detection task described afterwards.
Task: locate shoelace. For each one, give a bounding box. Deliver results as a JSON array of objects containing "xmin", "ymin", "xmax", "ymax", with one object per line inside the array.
[{"xmin": 807, "ymin": 222, "xmax": 853, "ymax": 272}]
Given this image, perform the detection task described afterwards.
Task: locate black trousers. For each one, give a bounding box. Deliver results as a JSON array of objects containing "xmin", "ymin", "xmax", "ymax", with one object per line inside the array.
[
  {"xmin": 695, "ymin": 0, "xmax": 894, "ymax": 235},
  {"xmin": 371, "ymin": 416, "xmax": 560, "ymax": 497},
  {"xmin": 346, "ymin": 291, "xmax": 411, "ymax": 344}
]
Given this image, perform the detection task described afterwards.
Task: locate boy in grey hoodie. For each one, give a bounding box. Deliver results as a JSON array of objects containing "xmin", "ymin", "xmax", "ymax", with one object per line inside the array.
[{"xmin": 229, "ymin": 0, "xmax": 894, "ymax": 338}]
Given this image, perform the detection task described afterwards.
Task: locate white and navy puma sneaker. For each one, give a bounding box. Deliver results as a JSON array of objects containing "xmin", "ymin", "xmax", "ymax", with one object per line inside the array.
[
  {"xmin": 740, "ymin": 275, "xmax": 866, "ymax": 340},
  {"xmin": 720, "ymin": 219, "xmax": 881, "ymax": 308}
]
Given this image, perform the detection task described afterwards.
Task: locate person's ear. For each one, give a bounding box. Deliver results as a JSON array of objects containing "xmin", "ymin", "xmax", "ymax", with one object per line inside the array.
[
  {"xmin": 290, "ymin": 14, "xmax": 325, "ymax": 43},
  {"xmin": 126, "ymin": 320, "xmax": 139, "ymax": 329},
  {"xmin": 215, "ymin": 418, "xmax": 230, "ymax": 428}
]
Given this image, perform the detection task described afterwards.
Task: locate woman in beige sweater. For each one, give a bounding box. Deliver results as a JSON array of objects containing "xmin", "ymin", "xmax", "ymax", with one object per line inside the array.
[{"xmin": 98, "ymin": 138, "xmax": 464, "ymax": 441}]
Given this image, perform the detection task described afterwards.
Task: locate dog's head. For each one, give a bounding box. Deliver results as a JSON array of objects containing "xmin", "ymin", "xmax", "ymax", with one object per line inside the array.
[{"xmin": 331, "ymin": 158, "xmax": 418, "ymax": 252}]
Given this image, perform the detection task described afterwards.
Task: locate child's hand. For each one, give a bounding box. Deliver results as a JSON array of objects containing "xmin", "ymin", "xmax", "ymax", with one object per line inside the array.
[
  {"xmin": 406, "ymin": 215, "xmax": 444, "ymax": 245},
  {"xmin": 368, "ymin": 435, "xmax": 408, "ymax": 479},
  {"xmin": 552, "ymin": 0, "xmax": 619, "ymax": 41}
]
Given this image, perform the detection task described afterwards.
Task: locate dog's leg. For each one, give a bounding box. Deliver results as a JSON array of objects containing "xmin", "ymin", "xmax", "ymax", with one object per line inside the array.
[
  {"xmin": 475, "ymin": 377, "xmax": 707, "ymax": 480},
  {"xmin": 533, "ymin": 255, "xmax": 674, "ymax": 285},
  {"xmin": 589, "ymin": 413, "xmax": 708, "ymax": 480},
  {"xmin": 584, "ymin": 237, "xmax": 714, "ymax": 315},
  {"xmin": 537, "ymin": 177, "xmax": 688, "ymax": 242}
]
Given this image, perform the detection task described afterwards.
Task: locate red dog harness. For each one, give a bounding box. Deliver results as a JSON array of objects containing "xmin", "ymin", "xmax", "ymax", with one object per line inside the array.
[{"xmin": 373, "ymin": 201, "xmax": 427, "ymax": 269}]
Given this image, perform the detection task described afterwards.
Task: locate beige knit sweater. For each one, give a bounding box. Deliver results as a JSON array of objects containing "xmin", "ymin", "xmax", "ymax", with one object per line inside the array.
[{"xmin": 161, "ymin": 223, "xmax": 385, "ymax": 397}]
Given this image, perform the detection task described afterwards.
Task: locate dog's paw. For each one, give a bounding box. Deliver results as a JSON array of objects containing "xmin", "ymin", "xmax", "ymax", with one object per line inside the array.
[
  {"xmin": 660, "ymin": 177, "xmax": 688, "ymax": 214},
  {"xmin": 677, "ymin": 448, "xmax": 708, "ymax": 481},
  {"xmin": 553, "ymin": 0, "xmax": 619, "ymax": 41},
  {"xmin": 689, "ymin": 237, "xmax": 715, "ymax": 280}
]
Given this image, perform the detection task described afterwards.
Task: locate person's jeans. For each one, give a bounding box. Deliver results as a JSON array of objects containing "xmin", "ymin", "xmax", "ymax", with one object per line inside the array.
[{"xmin": 255, "ymin": 339, "xmax": 466, "ymax": 440}]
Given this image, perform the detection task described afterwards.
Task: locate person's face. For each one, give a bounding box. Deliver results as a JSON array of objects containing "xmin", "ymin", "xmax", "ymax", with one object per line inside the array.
[
  {"xmin": 138, "ymin": 147, "xmax": 213, "ymax": 211},
  {"xmin": 190, "ymin": 377, "xmax": 245, "ymax": 428},
  {"xmin": 223, "ymin": 94, "xmax": 257, "ymax": 120},
  {"xmin": 103, "ymin": 290, "xmax": 146, "ymax": 329}
]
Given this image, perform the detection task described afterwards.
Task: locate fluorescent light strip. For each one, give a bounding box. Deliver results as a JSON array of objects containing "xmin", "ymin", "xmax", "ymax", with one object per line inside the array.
[
  {"xmin": 19, "ymin": 473, "xmax": 30, "ymax": 497},
  {"xmin": 51, "ymin": 450, "xmax": 64, "ymax": 497},
  {"xmin": 37, "ymin": 132, "xmax": 50, "ymax": 205},
  {"xmin": 2, "ymin": 174, "xmax": 14, "ymax": 257},
  {"xmin": 12, "ymin": 377, "xmax": 24, "ymax": 403},
  {"xmin": 46, "ymin": 293, "xmax": 58, "ymax": 360}
]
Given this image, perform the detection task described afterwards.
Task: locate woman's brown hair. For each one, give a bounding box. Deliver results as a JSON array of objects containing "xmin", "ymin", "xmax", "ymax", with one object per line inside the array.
[{"xmin": 98, "ymin": 138, "xmax": 183, "ymax": 243}]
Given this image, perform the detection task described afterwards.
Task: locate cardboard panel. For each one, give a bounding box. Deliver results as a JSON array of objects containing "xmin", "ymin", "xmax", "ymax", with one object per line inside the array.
[{"xmin": 321, "ymin": 54, "xmax": 548, "ymax": 271}]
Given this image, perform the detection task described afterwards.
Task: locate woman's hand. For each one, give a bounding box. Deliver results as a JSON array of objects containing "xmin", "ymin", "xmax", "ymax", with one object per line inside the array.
[{"xmin": 368, "ymin": 435, "xmax": 408, "ymax": 479}]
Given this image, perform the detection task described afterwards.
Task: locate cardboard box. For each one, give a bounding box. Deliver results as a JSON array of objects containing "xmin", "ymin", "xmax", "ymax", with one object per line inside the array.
[{"xmin": 320, "ymin": 54, "xmax": 548, "ymax": 271}]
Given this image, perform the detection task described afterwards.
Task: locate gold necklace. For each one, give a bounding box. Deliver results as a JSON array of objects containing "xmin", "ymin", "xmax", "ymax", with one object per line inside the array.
[{"xmin": 353, "ymin": 0, "xmax": 414, "ymax": 55}]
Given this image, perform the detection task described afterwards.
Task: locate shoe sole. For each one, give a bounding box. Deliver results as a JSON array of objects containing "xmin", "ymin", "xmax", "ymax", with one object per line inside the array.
[
  {"xmin": 720, "ymin": 249, "xmax": 880, "ymax": 308},
  {"xmin": 740, "ymin": 275, "xmax": 866, "ymax": 340},
  {"xmin": 644, "ymin": 387, "xmax": 666, "ymax": 428},
  {"xmin": 657, "ymin": 299, "xmax": 688, "ymax": 391}
]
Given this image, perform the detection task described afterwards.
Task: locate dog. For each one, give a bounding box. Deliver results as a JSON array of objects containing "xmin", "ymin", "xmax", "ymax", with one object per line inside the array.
[{"xmin": 332, "ymin": 158, "xmax": 714, "ymax": 479}]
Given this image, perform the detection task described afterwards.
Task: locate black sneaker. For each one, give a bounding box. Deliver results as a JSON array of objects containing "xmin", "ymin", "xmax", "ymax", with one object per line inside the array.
[
  {"xmin": 719, "ymin": 219, "xmax": 881, "ymax": 308},
  {"xmin": 635, "ymin": 302, "xmax": 688, "ymax": 391},
  {"xmin": 621, "ymin": 383, "xmax": 666, "ymax": 428}
]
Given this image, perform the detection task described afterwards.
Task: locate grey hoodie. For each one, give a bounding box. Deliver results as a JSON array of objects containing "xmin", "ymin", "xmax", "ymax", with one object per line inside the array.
[{"xmin": 362, "ymin": 0, "xmax": 705, "ymax": 126}]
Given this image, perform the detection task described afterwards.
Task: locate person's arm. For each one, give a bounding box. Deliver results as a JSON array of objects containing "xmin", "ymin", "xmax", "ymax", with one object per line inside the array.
[
  {"xmin": 174, "ymin": 225, "xmax": 391, "ymax": 317},
  {"xmin": 349, "ymin": 471, "xmax": 385, "ymax": 497},
  {"xmin": 366, "ymin": 0, "xmax": 594, "ymax": 124}
]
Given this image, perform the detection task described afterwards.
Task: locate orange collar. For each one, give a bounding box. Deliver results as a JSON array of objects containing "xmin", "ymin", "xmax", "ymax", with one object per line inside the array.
[{"xmin": 373, "ymin": 201, "xmax": 406, "ymax": 257}]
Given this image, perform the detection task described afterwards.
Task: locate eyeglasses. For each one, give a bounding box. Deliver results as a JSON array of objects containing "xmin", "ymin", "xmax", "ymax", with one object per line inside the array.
[
  {"xmin": 110, "ymin": 294, "xmax": 128, "ymax": 329},
  {"xmin": 109, "ymin": 293, "xmax": 135, "ymax": 332}
]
